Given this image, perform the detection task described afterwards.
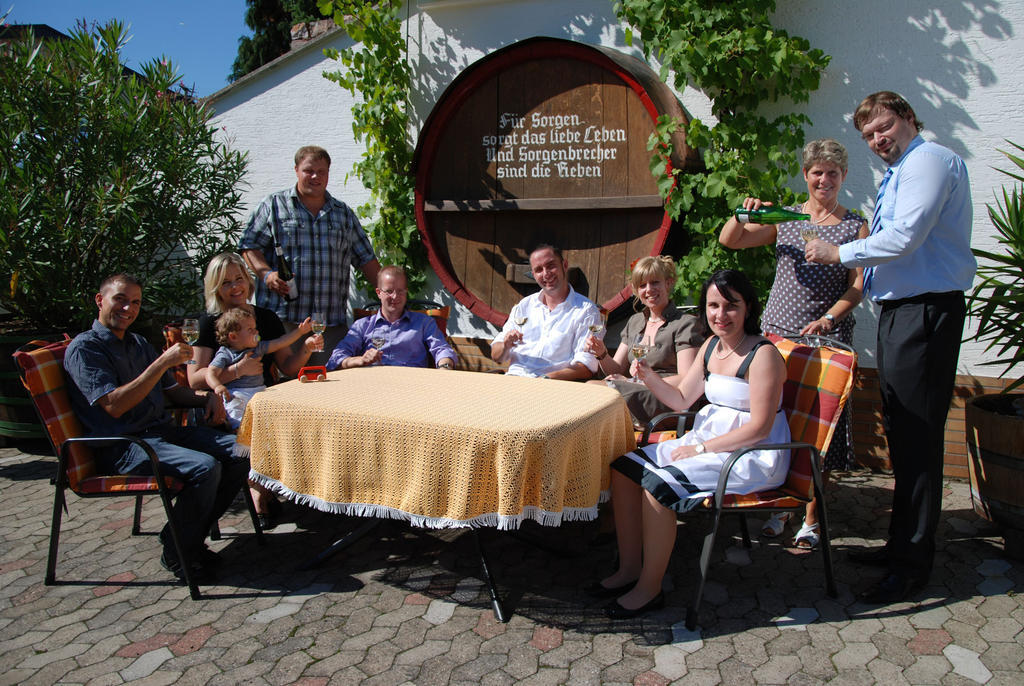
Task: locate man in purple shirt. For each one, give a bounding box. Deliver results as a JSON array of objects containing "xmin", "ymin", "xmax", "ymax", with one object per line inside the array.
[{"xmin": 327, "ymin": 266, "xmax": 456, "ymax": 370}]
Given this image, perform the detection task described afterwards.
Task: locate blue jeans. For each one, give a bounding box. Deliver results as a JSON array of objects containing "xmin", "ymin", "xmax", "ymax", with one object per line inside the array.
[{"xmin": 115, "ymin": 424, "xmax": 249, "ymax": 558}]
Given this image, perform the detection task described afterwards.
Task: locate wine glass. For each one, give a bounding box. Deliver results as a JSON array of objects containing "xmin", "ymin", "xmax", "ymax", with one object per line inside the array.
[
  {"xmin": 310, "ymin": 311, "xmax": 326, "ymax": 352},
  {"xmin": 512, "ymin": 306, "xmax": 528, "ymax": 334},
  {"xmin": 800, "ymin": 227, "xmax": 819, "ymax": 242},
  {"xmin": 371, "ymin": 335, "xmax": 386, "ymax": 365},
  {"xmin": 181, "ymin": 318, "xmax": 199, "ymax": 365},
  {"xmin": 628, "ymin": 334, "xmax": 651, "ymax": 382}
]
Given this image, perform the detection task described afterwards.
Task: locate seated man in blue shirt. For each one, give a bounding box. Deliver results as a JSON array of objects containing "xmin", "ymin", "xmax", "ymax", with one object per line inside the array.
[
  {"xmin": 327, "ymin": 266, "xmax": 457, "ymax": 370},
  {"xmin": 64, "ymin": 274, "xmax": 250, "ymax": 583}
]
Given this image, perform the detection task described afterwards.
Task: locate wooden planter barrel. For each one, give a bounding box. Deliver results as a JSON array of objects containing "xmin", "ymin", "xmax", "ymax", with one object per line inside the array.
[
  {"xmin": 0, "ymin": 333, "xmax": 47, "ymax": 445},
  {"xmin": 414, "ymin": 37, "xmax": 702, "ymax": 327},
  {"xmin": 966, "ymin": 394, "xmax": 1024, "ymax": 525}
]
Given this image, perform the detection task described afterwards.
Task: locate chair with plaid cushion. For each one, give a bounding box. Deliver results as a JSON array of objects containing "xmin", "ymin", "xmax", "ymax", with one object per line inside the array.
[
  {"xmin": 637, "ymin": 334, "xmax": 857, "ymax": 630},
  {"xmin": 14, "ymin": 336, "xmax": 262, "ymax": 600}
]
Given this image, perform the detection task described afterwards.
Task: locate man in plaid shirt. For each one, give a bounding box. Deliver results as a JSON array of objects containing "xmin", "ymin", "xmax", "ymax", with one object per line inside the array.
[{"xmin": 240, "ymin": 146, "xmax": 380, "ymax": 364}]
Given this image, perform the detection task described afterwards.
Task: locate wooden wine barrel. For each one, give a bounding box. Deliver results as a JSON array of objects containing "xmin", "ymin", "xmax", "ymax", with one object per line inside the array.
[
  {"xmin": 966, "ymin": 394, "xmax": 1024, "ymax": 532},
  {"xmin": 414, "ymin": 37, "xmax": 702, "ymax": 326},
  {"xmin": 0, "ymin": 333, "xmax": 49, "ymax": 446}
]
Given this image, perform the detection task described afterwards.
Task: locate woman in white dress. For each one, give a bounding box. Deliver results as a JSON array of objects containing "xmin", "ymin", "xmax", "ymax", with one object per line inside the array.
[{"xmin": 590, "ymin": 270, "xmax": 790, "ymax": 619}]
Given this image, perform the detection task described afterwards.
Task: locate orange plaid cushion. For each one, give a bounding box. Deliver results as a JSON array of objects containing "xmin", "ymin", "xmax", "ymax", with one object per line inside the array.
[
  {"xmin": 721, "ymin": 491, "xmax": 808, "ymax": 508},
  {"xmin": 635, "ymin": 430, "xmax": 678, "ymax": 444},
  {"xmin": 12, "ymin": 337, "xmax": 95, "ymax": 489},
  {"xmin": 767, "ymin": 334, "xmax": 857, "ymax": 501},
  {"xmin": 13, "ymin": 337, "xmax": 182, "ymax": 495},
  {"xmin": 77, "ymin": 474, "xmax": 183, "ymax": 495}
]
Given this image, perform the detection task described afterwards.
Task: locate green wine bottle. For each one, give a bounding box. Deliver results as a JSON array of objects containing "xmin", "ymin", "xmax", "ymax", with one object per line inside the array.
[{"xmin": 734, "ymin": 206, "xmax": 810, "ymax": 224}]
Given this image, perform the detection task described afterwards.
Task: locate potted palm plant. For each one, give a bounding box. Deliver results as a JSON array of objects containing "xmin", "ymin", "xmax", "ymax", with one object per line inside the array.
[{"xmin": 965, "ymin": 141, "xmax": 1024, "ymax": 558}]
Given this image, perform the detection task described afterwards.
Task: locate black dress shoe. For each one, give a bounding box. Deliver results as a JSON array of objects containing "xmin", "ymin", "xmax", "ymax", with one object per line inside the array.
[
  {"xmin": 584, "ymin": 579, "xmax": 636, "ymax": 599},
  {"xmin": 160, "ymin": 552, "xmax": 215, "ymax": 584},
  {"xmin": 197, "ymin": 546, "xmax": 223, "ymax": 568},
  {"xmin": 847, "ymin": 546, "xmax": 890, "ymax": 567},
  {"xmin": 858, "ymin": 572, "xmax": 925, "ymax": 604},
  {"xmin": 605, "ymin": 592, "xmax": 665, "ymax": 619}
]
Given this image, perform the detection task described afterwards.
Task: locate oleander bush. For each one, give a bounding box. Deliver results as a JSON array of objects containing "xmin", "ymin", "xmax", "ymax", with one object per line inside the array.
[
  {"xmin": 968, "ymin": 140, "xmax": 1024, "ymax": 392},
  {"xmin": 0, "ymin": 20, "xmax": 248, "ymax": 331}
]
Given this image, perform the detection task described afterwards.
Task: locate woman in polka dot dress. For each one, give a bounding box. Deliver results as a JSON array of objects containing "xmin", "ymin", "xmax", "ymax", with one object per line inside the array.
[{"xmin": 719, "ymin": 138, "xmax": 869, "ymax": 549}]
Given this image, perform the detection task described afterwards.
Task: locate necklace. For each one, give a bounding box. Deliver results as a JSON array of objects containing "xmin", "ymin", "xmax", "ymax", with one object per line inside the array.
[
  {"xmin": 714, "ymin": 334, "xmax": 746, "ymax": 359},
  {"xmin": 805, "ymin": 198, "xmax": 839, "ymax": 225}
]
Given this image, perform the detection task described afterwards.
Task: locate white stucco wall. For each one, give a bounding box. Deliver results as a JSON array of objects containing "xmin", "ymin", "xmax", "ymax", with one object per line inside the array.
[
  {"xmin": 210, "ymin": 33, "xmax": 366, "ymax": 205},
  {"xmin": 207, "ymin": 0, "xmax": 1024, "ymax": 378}
]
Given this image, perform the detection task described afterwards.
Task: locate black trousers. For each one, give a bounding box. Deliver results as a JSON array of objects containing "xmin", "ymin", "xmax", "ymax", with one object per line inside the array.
[{"xmin": 876, "ymin": 291, "xmax": 966, "ymax": 578}]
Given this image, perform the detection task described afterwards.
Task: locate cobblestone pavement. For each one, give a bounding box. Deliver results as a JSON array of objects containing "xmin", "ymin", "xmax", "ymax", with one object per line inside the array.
[{"xmin": 1, "ymin": 440, "xmax": 1022, "ymax": 685}]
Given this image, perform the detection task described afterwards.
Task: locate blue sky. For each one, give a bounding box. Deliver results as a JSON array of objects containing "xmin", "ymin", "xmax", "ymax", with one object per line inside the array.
[{"xmin": 4, "ymin": 1, "xmax": 251, "ymax": 97}]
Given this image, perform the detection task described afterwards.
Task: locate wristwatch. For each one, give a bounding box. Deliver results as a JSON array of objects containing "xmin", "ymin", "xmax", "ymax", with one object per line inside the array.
[
  {"xmin": 693, "ymin": 442, "xmax": 706, "ymax": 454},
  {"xmin": 823, "ymin": 313, "xmax": 835, "ymax": 328}
]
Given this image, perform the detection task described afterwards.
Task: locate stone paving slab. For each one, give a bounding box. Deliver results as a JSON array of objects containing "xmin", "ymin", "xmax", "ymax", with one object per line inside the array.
[{"xmin": 1, "ymin": 442, "xmax": 1023, "ymax": 684}]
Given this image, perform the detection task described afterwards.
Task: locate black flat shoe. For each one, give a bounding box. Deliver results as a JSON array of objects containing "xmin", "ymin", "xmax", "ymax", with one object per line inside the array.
[
  {"xmin": 584, "ymin": 579, "xmax": 636, "ymax": 599},
  {"xmin": 605, "ymin": 592, "xmax": 664, "ymax": 619},
  {"xmin": 858, "ymin": 572, "xmax": 925, "ymax": 604},
  {"xmin": 847, "ymin": 546, "xmax": 890, "ymax": 567}
]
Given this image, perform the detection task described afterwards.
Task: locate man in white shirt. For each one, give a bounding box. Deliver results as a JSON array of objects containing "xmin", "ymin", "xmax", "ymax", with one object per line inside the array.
[{"xmin": 491, "ymin": 244, "xmax": 602, "ymax": 380}]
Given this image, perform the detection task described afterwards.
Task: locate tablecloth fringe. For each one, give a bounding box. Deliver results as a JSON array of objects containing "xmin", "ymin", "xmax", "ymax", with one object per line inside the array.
[
  {"xmin": 249, "ymin": 470, "xmax": 604, "ymax": 531},
  {"xmin": 233, "ymin": 443, "xmax": 250, "ymax": 459}
]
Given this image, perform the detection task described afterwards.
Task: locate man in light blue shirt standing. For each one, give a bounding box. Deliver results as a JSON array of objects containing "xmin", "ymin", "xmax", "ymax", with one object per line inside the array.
[{"xmin": 805, "ymin": 91, "xmax": 975, "ymax": 604}]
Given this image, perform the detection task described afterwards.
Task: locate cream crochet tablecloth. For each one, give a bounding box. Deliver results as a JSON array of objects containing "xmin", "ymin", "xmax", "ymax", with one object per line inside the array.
[{"xmin": 237, "ymin": 367, "xmax": 636, "ymax": 529}]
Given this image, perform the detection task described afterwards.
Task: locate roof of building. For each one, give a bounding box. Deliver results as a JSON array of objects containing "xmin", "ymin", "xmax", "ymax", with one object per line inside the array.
[{"xmin": 203, "ymin": 21, "xmax": 345, "ymax": 106}]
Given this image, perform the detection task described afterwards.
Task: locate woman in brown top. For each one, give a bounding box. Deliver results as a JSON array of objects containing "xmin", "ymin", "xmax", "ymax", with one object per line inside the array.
[{"xmin": 586, "ymin": 256, "xmax": 705, "ymax": 426}]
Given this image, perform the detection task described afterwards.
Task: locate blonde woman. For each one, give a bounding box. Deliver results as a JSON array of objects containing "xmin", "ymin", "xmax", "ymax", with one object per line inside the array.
[
  {"xmin": 188, "ymin": 252, "xmax": 322, "ymax": 528},
  {"xmin": 587, "ymin": 256, "xmax": 704, "ymax": 426}
]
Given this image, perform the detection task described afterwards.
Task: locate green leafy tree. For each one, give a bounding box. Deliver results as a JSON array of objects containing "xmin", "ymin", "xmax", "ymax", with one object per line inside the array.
[
  {"xmin": 319, "ymin": 0, "xmax": 425, "ymax": 294},
  {"xmin": 615, "ymin": 0, "xmax": 830, "ymax": 301},
  {"xmin": 0, "ymin": 20, "xmax": 248, "ymax": 331},
  {"xmin": 231, "ymin": 0, "xmax": 324, "ymax": 82}
]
